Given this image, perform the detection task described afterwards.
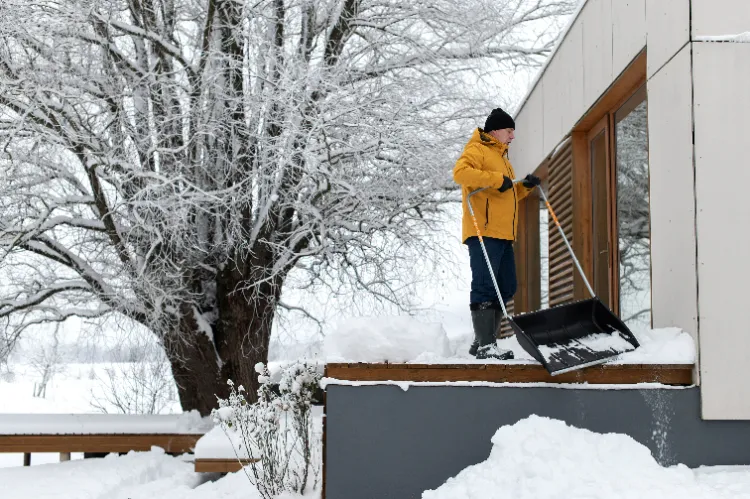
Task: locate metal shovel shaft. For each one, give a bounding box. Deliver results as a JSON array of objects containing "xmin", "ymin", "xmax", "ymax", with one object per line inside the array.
[
  {"xmin": 467, "ymin": 180, "xmax": 596, "ymax": 314},
  {"xmin": 467, "ymin": 189, "xmax": 511, "ymax": 320},
  {"xmin": 536, "ymin": 186, "xmax": 596, "ymax": 298}
]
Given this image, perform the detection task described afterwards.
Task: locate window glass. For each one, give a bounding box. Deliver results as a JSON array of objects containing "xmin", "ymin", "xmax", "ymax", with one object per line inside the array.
[
  {"xmin": 539, "ymin": 198, "xmax": 549, "ymax": 309},
  {"xmin": 615, "ymin": 93, "xmax": 652, "ymax": 328}
]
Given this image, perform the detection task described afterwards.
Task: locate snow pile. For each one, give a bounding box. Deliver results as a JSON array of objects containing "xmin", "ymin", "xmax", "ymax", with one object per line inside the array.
[
  {"xmin": 616, "ymin": 327, "xmax": 695, "ymax": 364},
  {"xmin": 696, "ymin": 32, "xmax": 750, "ymax": 43},
  {"xmin": 0, "ymin": 448, "xmax": 202, "ymax": 499},
  {"xmin": 412, "ymin": 326, "xmax": 694, "ymax": 365},
  {"xmin": 321, "ymin": 316, "xmax": 694, "ymax": 365},
  {"xmin": 0, "ymin": 447, "xmax": 318, "ymax": 499},
  {"xmin": 322, "ymin": 316, "xmax": 451, "ymax": 362},
  {"xmin": 538, "ymin": 330, "xmax": 635, "ymax": 363},
  {"xmin": 422, "ymin": 415, "xmax": 749, "ymax": 499},
  {"xmin": 194, "ymin": 425, "xmax": 247, "ymax": 459}
]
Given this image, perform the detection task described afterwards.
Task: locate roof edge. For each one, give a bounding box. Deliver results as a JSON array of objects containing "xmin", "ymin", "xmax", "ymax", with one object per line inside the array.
[{"xmin": 512, "ymin": 0, "xmax": 590, "ymax": 119}]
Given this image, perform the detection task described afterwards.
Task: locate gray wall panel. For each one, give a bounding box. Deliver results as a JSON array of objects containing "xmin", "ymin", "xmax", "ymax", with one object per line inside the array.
[{"xmin": 325, "ymin": 385, "xmax": 750, "ymax": 499}]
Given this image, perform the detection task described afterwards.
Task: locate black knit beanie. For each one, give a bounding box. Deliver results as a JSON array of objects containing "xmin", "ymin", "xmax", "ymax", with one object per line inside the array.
[{"xmin": 484, "ymin": 107, "xmax": 515, "ymax": 132}]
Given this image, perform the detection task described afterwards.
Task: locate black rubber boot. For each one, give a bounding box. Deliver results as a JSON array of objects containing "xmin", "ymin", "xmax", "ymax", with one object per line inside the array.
[
  {"xmin": 494, "ymin": 308, "xmax": 515, "ymax": 339},
  {"xmin": 470, "ymin": 308, "xmax": 514, "ymax": 360},
  {"xmin": 468, "ymin": 339, "xmax": 478, "ymax": 356}
]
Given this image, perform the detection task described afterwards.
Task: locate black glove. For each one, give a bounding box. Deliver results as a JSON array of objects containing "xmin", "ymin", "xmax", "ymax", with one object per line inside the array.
[
  {"xmin": 497, "ymin": 175, "xmax": 513, "ymax": 193},
  {"xmin": 522, "ymin": 174, "xmax": 541, "ymax": 188}
]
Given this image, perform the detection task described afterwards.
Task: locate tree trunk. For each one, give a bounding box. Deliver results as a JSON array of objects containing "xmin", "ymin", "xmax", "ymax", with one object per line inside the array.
[
  {"xmin": 165, "ymin": 264, "xmax": 283, "ymax": 416},
  {"xmin": 165, "ymin": 305, "xmax": 224, "ymax": 415},
  {"xmin": 215, "ymin": 261, "xmax": 282, "ymax": 410}
]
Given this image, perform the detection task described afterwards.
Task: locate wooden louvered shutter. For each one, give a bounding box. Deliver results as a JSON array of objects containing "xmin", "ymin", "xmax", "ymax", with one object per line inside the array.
[
  {"xmin": 499, "ymin": 299, "xmax": 514, "ymax": 337},
  {"xmin": 547, "ymin": 139, "xmax": 575, "ymax": 307}
]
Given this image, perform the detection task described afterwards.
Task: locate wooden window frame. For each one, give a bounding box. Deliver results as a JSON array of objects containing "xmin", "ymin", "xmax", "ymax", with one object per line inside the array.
[
  {"xmin": 572, "ymin": 50, "xmax": 647, "ymax": 309},
  {"xmin": 515, "ymin": 49, "xmax": 647, "ymax": 314}
]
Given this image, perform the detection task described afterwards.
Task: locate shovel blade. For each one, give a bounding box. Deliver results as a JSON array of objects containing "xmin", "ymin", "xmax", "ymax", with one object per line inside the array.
[{"xmin": 509, "ymin": 298, "xmax": 639, "ymax": 376}]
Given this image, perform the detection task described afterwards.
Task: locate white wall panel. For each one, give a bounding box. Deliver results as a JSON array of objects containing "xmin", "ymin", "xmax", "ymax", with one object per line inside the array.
[
  {"xmin": 559, "ymin": 22, "xmax": 586, "ymax": 136},
  {"xmin": 692, "ymin": 0, "xmax": 750, "ymax": 39},
  {"xmin": 613, "ymin": 0, "xmax": 647, "ymax": 75},
  {"xmin": 581, "ymin": 0, "xmax": 613, "ymax": 110},
  {"xmin": 645, "ymin": 0, "xmax": 690, "ymax": 77},
  {"xmin": 646, "ymin": 45, "xmax": 698, "ymax": 348},
  {"xmin": 511, "ymin": 85, "xmax": 545, "ymax": 178},
  {"xmin": 693, "ymin": 43, "xmax": 750, "ymax": 419},
  {"xmin": 542, "ymin": 52, "xmax": 565, "ymax": 155}
]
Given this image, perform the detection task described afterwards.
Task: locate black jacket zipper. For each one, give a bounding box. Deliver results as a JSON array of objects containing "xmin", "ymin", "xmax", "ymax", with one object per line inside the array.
[{"xmin": 485, "ymin": 199, "xmax": 489, "ymax": 229}]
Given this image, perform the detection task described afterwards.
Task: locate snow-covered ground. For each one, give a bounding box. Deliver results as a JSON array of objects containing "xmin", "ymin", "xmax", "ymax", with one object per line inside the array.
[
  {"xmin": 322, "ymin": 314, "xmax": 696, "ymax": 365},
  {"xmin": 0, "ymin": 447, "xmax": 317, "ymax": 499},
  {"xmin": 0, "ymin": 361, "xmax": 320, "ymax": 498},
  {"xmin": 0, "ymin": 361, "xmax": 180, "ymax": 469},
  {"xmin": 422, "ymin": 415, "xmax": 750, "ymax": 499}
]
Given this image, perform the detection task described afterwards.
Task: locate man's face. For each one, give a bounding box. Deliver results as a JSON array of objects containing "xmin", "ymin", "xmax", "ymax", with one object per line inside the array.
[{"xmin": 489, "ymin": 128, "xmax": 515, "ymax": 145}]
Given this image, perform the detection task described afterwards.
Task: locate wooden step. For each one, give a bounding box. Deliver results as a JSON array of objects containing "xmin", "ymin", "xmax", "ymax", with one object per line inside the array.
[{"xmin": 194, "ymin": 457, "xmax": 258, "ymax": 473}]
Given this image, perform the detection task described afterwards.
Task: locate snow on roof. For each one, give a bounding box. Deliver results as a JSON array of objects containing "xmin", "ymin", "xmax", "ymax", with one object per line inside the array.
[{"xmin": 0, "ymin": 412, "xmax": 213, "ymax": 435}]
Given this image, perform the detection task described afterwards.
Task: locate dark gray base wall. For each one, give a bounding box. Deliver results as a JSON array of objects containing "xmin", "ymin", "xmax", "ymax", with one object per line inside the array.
[{"xmin": 324, "ymin": 384, "xmax": 750, "ymax": 499}]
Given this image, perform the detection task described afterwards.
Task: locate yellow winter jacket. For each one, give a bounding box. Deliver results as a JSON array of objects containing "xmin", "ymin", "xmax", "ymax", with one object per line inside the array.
[{"xmin": 453, "ymin": 128, "xmax": 532, "ymax": 243}]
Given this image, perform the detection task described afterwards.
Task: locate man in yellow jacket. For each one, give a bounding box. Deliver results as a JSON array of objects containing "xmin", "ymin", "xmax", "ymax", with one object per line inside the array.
[{"xmin": 453, "ymin": 107, "xmax": 540, "ymax": 360}]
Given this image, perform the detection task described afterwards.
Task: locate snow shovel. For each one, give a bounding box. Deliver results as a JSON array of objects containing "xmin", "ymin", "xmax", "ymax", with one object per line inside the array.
[{"xmin": 467, "ymin": 182, "xmax": 639, "ymax": 375}]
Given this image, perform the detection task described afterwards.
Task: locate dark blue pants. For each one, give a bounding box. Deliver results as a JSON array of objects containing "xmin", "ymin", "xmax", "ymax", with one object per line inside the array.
[{"xmin": 467, "ymin": 236, "xmax": 517, "ymax": 305}]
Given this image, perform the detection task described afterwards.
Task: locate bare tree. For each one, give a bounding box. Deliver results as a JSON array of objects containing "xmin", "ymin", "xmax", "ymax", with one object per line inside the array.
[
  {"xmin": 91, "ymin": 336, "xmax": 178, "ymax": 414},
  {"xmin": 0, "ymin": 0, "xmax": 575, "ymax": 414},
  {"xmin": 30, "ymin": 325, "xmax": 66, "ymax": 398}
]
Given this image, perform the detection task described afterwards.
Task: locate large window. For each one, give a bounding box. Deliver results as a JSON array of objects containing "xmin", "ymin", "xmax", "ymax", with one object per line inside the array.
[
  {"xmin": 513, "ymin": 54, "xmax": 652, "ymax": 328},
  {"xmin": 539, "ymin": 197, "xmax": 549, "ymax": 310},
  {"xmin": 614, "ymin": 88, "xmax": 651, "ymax": 327},
  {"xmin": 588, "ymin": 84, "xmax": 652, "ymax": 327}
]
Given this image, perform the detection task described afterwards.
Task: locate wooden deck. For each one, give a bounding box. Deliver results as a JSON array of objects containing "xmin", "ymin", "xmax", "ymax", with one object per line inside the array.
[{"xmin": 324, "ymin": 362, "xmax": 694, "ymax": 385}]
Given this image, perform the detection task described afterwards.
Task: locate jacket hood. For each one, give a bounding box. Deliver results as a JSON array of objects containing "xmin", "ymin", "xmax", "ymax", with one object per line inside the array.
[{"xmin": 470, "ymin": 128, "xmax": 509, "ymax": 155}]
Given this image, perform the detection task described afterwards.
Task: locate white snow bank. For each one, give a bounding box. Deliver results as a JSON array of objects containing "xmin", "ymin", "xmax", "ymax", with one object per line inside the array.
[
  {"xmin": 696, "ymin": 32, "xmax": 750, "ymax": 43},
  {"xmin": 0, "ymin": 448, "xmax": 203, "ymax": 499},
  {"xmin": 538, "ymin": 329, "xmax": 635, "ymax": 363},
  {"xmin": 327, "ymin": 317, "xmax": 695, "ymax": 365},
  {"xmin": 323, "ymin": 316, "xmax": 451, "ymax": 362},
  {"xmin": 0, "ymin": 447, "xmax": 318, "ymax": 499},
  {"xmin": 615, "ymin": 327, "xmax": 695, "ymax": 364},
  {"xmin": 194, "ymin": 425, "xmax": 247, "ymax": 459},
  {"xmin": 423, "ymin": 415, "xmax": 750, "ymax": 499},
  {"xmin": 496, "ymin": 326, "xmax": 694, "ymax": 365},
  {"xmin": 0, "ymin": 412, "xmax": 214, "ymax": 435}
]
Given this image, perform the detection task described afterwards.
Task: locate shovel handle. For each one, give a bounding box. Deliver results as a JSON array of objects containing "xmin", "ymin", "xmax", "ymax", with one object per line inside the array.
[
  {"xmin": 537, "ymin": 186, "xmax": 596, "ymax": 298},
  {"xmin": 466, "ymin": 181, "xmax": 524, "ymax": 320},
  {"xmin": 466, "ymin": 181, "xmax": 597, "ymax": 305}
]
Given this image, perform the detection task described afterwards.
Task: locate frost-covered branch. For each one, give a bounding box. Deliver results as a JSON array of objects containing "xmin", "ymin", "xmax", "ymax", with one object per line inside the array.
[{"xmin": 0, "ymin": 0, "xmax": 575, "ymax": 412}]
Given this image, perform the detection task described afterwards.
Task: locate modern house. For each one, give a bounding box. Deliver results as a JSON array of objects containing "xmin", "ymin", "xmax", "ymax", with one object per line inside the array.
[
  {"xmin": 509, "ymin": 0, "xmax": 750, "ymax": 420},
  {"xmin": 322, "ymin": 1, "xmax": 750, "ymax": 497}
]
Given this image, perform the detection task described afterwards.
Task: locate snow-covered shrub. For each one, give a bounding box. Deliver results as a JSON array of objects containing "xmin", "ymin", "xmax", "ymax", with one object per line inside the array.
[{"xmin": 213, "ymin": 362, "xmax": 321, "ymax": 498}]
